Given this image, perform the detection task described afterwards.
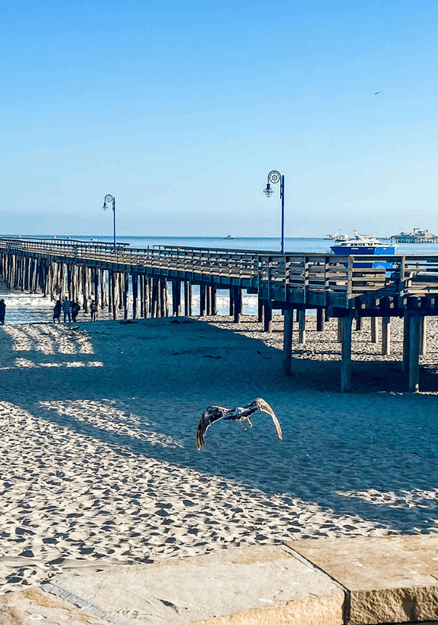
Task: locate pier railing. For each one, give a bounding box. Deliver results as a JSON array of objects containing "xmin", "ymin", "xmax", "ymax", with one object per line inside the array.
[{"xmin": 1, "ymin": 237, "xmax": 438, "ymax": 306}]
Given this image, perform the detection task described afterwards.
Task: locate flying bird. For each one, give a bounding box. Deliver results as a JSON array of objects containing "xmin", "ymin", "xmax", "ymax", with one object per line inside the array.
[
  {"xmin": 196, "ymin": 398, "xmax": 282, "ymax": 450},
  {"xmin": 374, "ymin": 92, "xmax": 381, "ymax": 95}
]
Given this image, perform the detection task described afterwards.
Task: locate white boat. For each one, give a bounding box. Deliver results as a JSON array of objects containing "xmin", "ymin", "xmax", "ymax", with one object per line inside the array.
[
  {"xmin": 224, "ymin": 234, "xmax": 234, "ymax": 240},
  {"xmin": 326, "ymin": 231, "xmax": 350, "ymax": 242}
]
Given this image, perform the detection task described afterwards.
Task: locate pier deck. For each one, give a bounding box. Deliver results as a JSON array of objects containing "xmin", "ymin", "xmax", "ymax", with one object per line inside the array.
[{"xmin": 1, "ymin": 236, "xmax": 438, "ymax": 392}]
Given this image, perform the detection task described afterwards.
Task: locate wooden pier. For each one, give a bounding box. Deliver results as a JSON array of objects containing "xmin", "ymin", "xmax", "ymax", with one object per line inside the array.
[{"xmin": 1, "ymin": 236, "xmax": 438, "ymax": 393}]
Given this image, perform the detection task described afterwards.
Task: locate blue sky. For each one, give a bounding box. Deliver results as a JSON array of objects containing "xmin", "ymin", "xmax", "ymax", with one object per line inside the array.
[{"xmin": 1, "ymin": 0, "xmax": 437, "ymax": 237}]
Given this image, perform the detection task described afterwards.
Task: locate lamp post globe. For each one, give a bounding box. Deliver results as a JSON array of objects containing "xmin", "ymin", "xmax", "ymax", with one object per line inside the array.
[
  {"xmin": 263, "ymin": 171, "xmax": 285, "ymax": 254},
  {"xmin": 102, "ymin": 194, "xmax": 116, "ymax": 250}
]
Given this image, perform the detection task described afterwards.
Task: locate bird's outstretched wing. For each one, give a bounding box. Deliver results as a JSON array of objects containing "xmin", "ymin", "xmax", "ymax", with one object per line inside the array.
[
  {"xmin": 374, "ymin": 92, "xmax": 381, "ymax": 95},
  {"xmin": 196, "ymin": 406, "xmax": 227, "ymax": 450},
  {"xmin": 255, "ymin": 398, "xmax": 283, "ymax": 441},
  {"xmin": 196, "ymin": 399, "xmax": 283, "ymax": 450}
]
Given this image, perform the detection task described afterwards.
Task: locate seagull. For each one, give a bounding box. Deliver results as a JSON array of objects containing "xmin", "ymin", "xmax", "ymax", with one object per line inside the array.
[
  {"xmin": 196, "ymin": 398, "xmax": 282, "ymax": 450},
  {"xmin": 374, "ymin": 92, "xmax": 381, "ymax": 95}
]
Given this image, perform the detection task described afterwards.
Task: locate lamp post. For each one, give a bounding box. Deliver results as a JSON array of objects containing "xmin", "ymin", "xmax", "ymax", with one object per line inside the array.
[
  {"xmin": 102, "ymin": 194, "xmax": 116, "ymax": 249},
  {"xmin": 263, "ymin": 170, "xmax": 285, "ymax": 254}
]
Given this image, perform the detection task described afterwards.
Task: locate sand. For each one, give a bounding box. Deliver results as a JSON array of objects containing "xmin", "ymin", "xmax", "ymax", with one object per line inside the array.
[{"xmin": 0, "ymin": 308, "xmax": 437, "ymax": 594}]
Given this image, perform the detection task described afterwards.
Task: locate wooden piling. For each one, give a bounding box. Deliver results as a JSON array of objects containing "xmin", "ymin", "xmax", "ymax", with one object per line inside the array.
[
  {"xmin": 199, "ymin": 284, "xmax": 206, "ymax": 317},
  {"xmin": 341, "ymin": 313, "xmax": 353, "ymax": 392},
  {"xmin": 420, "ymin": 316, "xmax": 427, "ymax": 356},
  {"xmin": 370, "ymin": 316, "xmax": 378, "ymax": 343},
  {"xmin": 211, "ymin": 286, "xmax": 218, "ymax": 316},
  {"xmin": 184, "ymin": 281, "xmax": 192, "ymax": 317},
  {"xmin": 132, "ymin": 273, "xmax": 138, "ymax": 319},
  {"xmin": 382, "ymin": 317, "xmax": 391, "ymax": 355},
  {"xmin": 316, "ymin": 308, "xmax": 325, "ymax": 332},
  {"xmin": 229, "ymin": 289, "xmax": 234, "ymax": 317},
  {"xmin": 298, "ymin": 310, "xmax": 306, "ymax": 344},
  {"xmin": 283, "ymin": 307, "xmax": 293, "ymax": 375},
  {"xmin": 123, "ymin": 273, "xmax": 129, "ymax": 319},
  {"xmin": 233, "ymin": 287, "xmax": 242, "ymax": 323},
  {"xmin": 403, "ymin": 311, "xmax": 410, "ymax": 373},
  {"xmin": 263, "ymin": 302, "xmax": 272, "ymax": 333},
  {"xmin": 258, "ymin": 298, "xmax": 263, "ymax": 323},
  {"xmin": 408, "ymin": 312, "xmax": 421, "ymax": 392}
]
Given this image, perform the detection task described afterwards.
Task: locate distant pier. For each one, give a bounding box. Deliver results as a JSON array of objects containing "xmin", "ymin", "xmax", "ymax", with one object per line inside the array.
[
  {"xmin": 1, "ymin": 236, "xmax": 438, "ymax": 393},
  {"xmin": 391, "ymin": 228, "xmax": 438, "ymax": 244}
]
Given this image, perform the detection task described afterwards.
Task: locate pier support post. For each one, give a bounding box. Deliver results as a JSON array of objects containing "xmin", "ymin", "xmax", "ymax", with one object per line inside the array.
[
  {"xmin": 370, "ymin": 316, "xmax": 378, "ymax": 343},
  {"xmin": 408, "ymin": 312, "xmax": 421, "ymax": 392},
  {"xmin": 382, "ymin": 317, "xmax": 391, "ymax": 355},
  {"xmin": 172, "ymin": 281, "xmax": 182, "ymax": 317},
  {"xmin": 229, "ymin": 288, "xmax": 234, "ymax": 317},
  {"xmin": 258, "ymin": 298, "xmax": 263, "ymax": 323},
  {"xmin": 341, "ymin": 313, "xmax": 353, "ymax": 393},
  {"xmin": 263, "ymin": 303, "xmax": 272, "ymax": 333},
  {"xmin": 298, "ymin": 310, "xmax": 306, "ymax": 344},
  {"xmin": 93, "ymin": 269, "xmax": 100, "ymax": 310},
  {"xmin": 110, "ymin": 272, "xmax": 118, "ymax": 320},
  {"xmin": 184, "ymin": 281, "xmax": 192, "ymax": 316},
  {"xmin": 316, "ymin": 308, "xmax": 325, "ymax": 332},
  {"xmin": 132, "ymin": 273, "xmax": 138, "ymax": 319},
  {"xmin": 355, "ymin": 317, "xmax": 362, "ymax": 331},
  {"xmin": 233, "ymin": 287, "xmax": 242, "ymax": 323},
  {"xmin": 211, "ymin": 286, "xmax": 218, "ymax": 316},
  {"xmin": 420, "ymin": 316, "xmax": 427, "ymax": 356},
  {"xmin": 282, "ymin": 307, "xmax": 293, "ymax": 375},
  {"xmin": 403, "ymin": 311, "xmax": 410, "ymax": 373},
  {"xmin": 123, "ymin": 273, "xmax": 129, "ymax": 319},
  {"xmin": 199, "ymin": 284, "xmax": 206, "ymax": 317}
]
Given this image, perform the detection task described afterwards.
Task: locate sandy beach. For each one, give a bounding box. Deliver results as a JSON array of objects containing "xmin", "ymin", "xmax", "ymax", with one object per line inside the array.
[{"xmin": 0, "ymin": 307, "xmax": 437, "ymax": 594}]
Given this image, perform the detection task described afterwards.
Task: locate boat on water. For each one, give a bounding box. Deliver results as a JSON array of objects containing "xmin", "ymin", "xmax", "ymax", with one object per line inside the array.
[
  {"xmin": 224, "ymin": 234, "xmax": 234, "ymax": 240},
  {"xmin": 325, "ymin": 231, "xmax": 350, "ymax": 242},
  {"xmin": 331, "ymin": 231, "xmax": 397, "ymax": 269}
]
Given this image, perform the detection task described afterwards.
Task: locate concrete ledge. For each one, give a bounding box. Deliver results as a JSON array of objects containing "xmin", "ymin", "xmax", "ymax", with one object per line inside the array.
[
  {"xmin": 3, "ymin": 537, "xmax": 438, "ymax": 624},
  {"xmin": 286, "ymin": 535, "xmax": 438, "ymax": 624},
  {"xmin": 42, "ymin": 544, "xmax": 345, "ymax": 625}
]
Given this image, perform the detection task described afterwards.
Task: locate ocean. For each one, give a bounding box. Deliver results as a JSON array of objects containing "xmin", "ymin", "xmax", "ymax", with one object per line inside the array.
[
  {"xmin": 20, "ymin": 234, "xmax": 438, "ymax": 256},
  {"xmin": 2, "ymin": 236, "xmax": 438, "ymax": 324}
]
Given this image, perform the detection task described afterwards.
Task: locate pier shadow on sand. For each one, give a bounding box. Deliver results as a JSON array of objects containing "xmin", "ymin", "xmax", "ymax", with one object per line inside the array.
[{"xmin": 0, "ymin": 317, "xmax": 438, "ymax": 538}]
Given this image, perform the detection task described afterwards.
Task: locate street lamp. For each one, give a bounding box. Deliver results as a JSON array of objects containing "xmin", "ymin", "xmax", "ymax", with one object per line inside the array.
[
  {"xmin": 263, "ymin": 170, "xmax": 285, "ymax": 254},
  {"xmin": 102, "ymin": 194, "xmax": 116, "ymax": 249}
]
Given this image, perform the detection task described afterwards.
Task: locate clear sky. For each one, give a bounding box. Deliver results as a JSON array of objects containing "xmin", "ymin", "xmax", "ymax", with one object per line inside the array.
[{"xmin": 1, "ymin": 0, "xmax": 437, "ymax": 238}]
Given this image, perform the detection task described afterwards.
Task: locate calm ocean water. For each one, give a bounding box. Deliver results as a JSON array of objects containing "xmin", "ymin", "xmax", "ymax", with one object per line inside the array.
[
  {"xmin": 2, "ymin": 235, "xmax": 438, "ymax": 323},
  {"xmin": 21, "ymin": 235, "xmax": 438, "ymax": 256}
]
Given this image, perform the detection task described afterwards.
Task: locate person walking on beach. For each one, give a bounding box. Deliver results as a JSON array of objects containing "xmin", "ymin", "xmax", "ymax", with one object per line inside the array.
[
  {"xmin": 53, "ymin": 300, "xmax": 61, "ymax": 324},
  {"xmin": 71, "ymin": 301, "xmax": 80, "ymax": 322},
  {"xmin": 62, "ymin": 298, "xmax": 72, "ymax": 323},
  {"xmin": 0, "ymin": 300, "xmax": 6, "ymax": 325},
  {"xmin": 90, "ymin": 301, "xmax": 98, "ymax": 322}
]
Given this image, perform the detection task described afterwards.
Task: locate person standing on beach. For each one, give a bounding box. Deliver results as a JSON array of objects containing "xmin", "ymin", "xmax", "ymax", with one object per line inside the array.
[
  {"xmin": 71, "ymin": 301, "xmax": 80, "ymax": 322},
  {"xmin": 62, "ymin": 298, "xmax": 72, "ymax": 323},
  {"xmin": 0, "ymin": 300, "xmax": 6, "ymax": 325},
  {"xmin": 90, "ymin": 301, "xmax": 98, "ymax": 321},
  {"xmin": 53, "ymin": 300, "xmax": 61, "ymax": 323}
]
